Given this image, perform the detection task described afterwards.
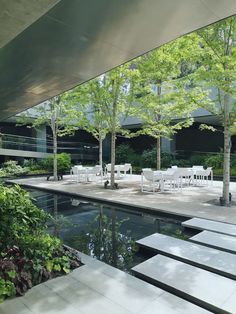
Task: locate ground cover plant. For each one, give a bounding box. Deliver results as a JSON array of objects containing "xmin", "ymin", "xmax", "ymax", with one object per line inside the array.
[
  {"xmin": 0, "ymin": 184, "xmax": 81, "ymax": 303},
  {"xmin": 0, "ymin": 160, "xmax": 29, "ymax": 178}
]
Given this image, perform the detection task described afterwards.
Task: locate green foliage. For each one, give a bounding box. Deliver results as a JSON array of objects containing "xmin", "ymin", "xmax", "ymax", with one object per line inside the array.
[
  {"xmin": 214, "ymin": 168, "xmax": 236, "ymax": 177},
  {"xmin": 174, "ymin": 159, "xmax": 191, "ymax": 167},
  {"xmin": 189, "ymin": 154, "xmax": 209, "ymax": 166},
  {"xmin": 17, "ymin": 97, "xmax": 81, "ymax": 180},
  {"xmin": 195, "ymin": 16, "xmax": 236, "ymax": 126},
  {"xmin": 116, "ymin": 144, "xmax": 135, "ymax": 164},
  {"xmin": 134, "ymin": 34, "xmax": 207, "ymax": 168},
  {"xmin": 204, "ymin": 154, "xmax": 223, "ymax": 169},
  {"xmin": 0, "ymin": 278, "xmax": 16, "ymax": 302},
  {"xmin": 18, "ymin": 234, "xmax": 61, "ymax": 261},
  {"xmin": 0, "ymin": 184, "xmax": 49, "ymax": 250},
  {"xmin": 0, "ymin": 184, "xmax": 80, "ymax": 302},
  {"xmin": 0, "ymin": 160, "xmax": 29, "ymax": 177},
  {"xmin": 115, "ymin": 144, "xmax": 140, "ymax": 167},
  {"xmin": 43, "ymin": 153, "xmax": 71, "ymax": 174},
  {"xmin": 23, "ymin": 159, "xmax": 43, "ymax": 171},
  {"xmin": 141, "ymin": 148, "xmax": 175, "ymax": 169},
  {"xmin": 141, "ymin": 148, "xmax": 156, "ymax": 168}
]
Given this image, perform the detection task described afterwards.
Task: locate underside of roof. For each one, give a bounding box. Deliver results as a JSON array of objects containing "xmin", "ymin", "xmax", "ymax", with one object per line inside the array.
[{"xmin": 0, "ymin": 0, "xmax": 236, "ymax": 121}]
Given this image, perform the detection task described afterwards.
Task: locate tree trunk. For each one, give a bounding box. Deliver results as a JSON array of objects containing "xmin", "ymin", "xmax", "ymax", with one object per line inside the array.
[
  {"xmin": 110, "ymin": 94, "xmax": 118, "ymax": 189},
  {"xmin": 156, "ymin": 83, "xmax": 162, "ymax": 170},
  {"xmin": 156, "ymin": 137, "xmax": 161, "ymax": 170},
  {"xmin": 99, "ymin": 136, "xmax": 103, "ymax": 173},
  {"xmin": 110, "ymin": 130, "xmax": 116, "ymax": 188},
  {"xmin": 222, "ymin": 93, "xmax": 231, "ymax": 206},
  {"xmin": 53, "ymin": 132, "xmax": 58, "ymax": 181}
]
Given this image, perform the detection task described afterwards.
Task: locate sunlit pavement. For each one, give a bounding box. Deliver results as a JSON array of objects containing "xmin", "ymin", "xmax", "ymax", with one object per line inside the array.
[{"xmin": 9, "ymin": 175, "xmax": 236, "ymax": 224}]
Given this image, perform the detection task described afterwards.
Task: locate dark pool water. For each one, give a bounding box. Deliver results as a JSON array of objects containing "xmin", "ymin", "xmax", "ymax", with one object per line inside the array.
[{"xmin": 27, "ymin": 188, "xmax": 192, "ymax": 272}]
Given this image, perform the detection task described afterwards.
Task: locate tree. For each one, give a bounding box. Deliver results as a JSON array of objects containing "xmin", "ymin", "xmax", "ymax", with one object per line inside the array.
[
  {"xmin": 99, "ymin": 65, "xmax": 139, "ymax": 188},
  {"xmin": 195, "ymin": 16, "xmax": 236, "ymax": 205},
  {"xmin": 135, "ymin": 35, "xmax": 205, "ymax": 169},
  {"xmin": 17, "ymin": 96, "xmax": 77, "ymax": 180},
  {"xmin": 71, "ymin": 65, "xmax": 138, "ymax": 188},
  {"xmin": 68, "ymin": 78, "xmax": 110, "ymax": 171}
]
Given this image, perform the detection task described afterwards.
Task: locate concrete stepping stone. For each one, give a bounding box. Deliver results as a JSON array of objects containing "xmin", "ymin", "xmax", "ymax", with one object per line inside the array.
[
  {"xmin": 136, "ymin": 233, "xmax": 236, "ymax": 279},
  {"xmin": 190, "ymin": 230, "xmax": 236, "ymax": 254},
  {"xmin": 132, "ymin": 255, "xmax": 236, "ymax": 314},
  {"xmin": 182, "ymin": 217, "xmax": 236, "ymax": 237}
]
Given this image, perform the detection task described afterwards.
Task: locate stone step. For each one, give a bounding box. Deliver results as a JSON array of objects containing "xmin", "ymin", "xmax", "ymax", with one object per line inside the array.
[
  {"xmin": 182, "ymin": 217, "xmax": 236, "ymax": 237},
  {"xmin": 190, "ymin": 230, "xmax": 236, "ymax": 254},
  {"xmin": 136, "ymin": 233, "xmax": 236, "ymax": 280},
  {"xmin": 132, "ymin": 255, "xmax": 236, "ymax": 314}
]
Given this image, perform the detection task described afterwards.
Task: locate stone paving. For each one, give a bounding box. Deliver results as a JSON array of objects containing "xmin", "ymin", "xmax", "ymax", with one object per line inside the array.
[
  {"xmin": 0, "ymin": 253, "xmax": 210, "ymax": 314},
  {"xmin": 9, "ymin": 174, "xmax": 236, "ymax": 224}
]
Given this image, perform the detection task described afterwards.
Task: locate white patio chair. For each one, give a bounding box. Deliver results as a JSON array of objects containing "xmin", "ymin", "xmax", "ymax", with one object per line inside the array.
[
  {"xmin": 70, "ymin": 165, "xmax": 84, "ymax": 182},
  {"xmin": 192, "ymin": 165, "xmax": 204, "ymax": 171},
  {"xmin": 87, "ymin": 165, "xmax": 103, "ymax": 182},
  {"xmin": 124, "ymin": 163, "xmax": 132, "ymax": 176},
  {"xmin": 178, "ymin": 168, "xmax": 194, "ymax": 186},
  {"xmin": 195, "ymin": 167, "xmax": 213, "ymax": 185},
  {"xmin": 141, "ymin": 169, "xmax": 163, "ymax": 193},
  {"xmin": 162, "ymin": 168, "xmax": 182, "ymax": 192}
]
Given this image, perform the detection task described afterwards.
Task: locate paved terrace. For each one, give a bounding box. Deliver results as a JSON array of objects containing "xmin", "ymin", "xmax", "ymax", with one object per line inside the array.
[
  {"xmin": 9, "ymin": 174, "xmax": 236, "ymax": 224},
  {"xmin": 0, "ymin": 253, "xmax": 209, "ymax": 314}
]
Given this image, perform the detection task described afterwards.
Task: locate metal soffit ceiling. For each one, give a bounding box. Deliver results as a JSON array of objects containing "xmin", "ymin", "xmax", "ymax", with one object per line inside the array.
[{"xmin": 0, "ymin": 0, "xmax": 236, "ymax": 121}]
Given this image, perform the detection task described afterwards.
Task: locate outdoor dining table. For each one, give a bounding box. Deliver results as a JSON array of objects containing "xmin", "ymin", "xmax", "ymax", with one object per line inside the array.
[{"xmin": 74, "ymin": 166, "xmax": 93, "ymax": 182}]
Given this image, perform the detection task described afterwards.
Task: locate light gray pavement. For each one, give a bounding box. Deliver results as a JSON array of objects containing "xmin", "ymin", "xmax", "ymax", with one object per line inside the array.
[
  {"xmin": 0, "ymin": 253, "xmax": 210, "ymax": 314},
  {"xmin": 183, "ymin": 217, "xmax": 236, "ymax": 236},
  {"xmin": 136, "ymin": 233, "xmax": 236, "ymax": 279},
  {"xmin": 190, "ymin": 230, "xmax": 236, "ymax": 254},
  {"xmin": 9, "ymin": 174, "xmax": 236, "ymax": 224},
  {"xmin": 132, "ymin": 255, "xmax": 236, "ymax": 313}
]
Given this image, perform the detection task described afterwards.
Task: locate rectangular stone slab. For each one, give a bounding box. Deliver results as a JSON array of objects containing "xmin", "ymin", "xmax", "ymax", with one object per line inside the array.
[
  {"xmin": 136, "ymin": 233, "xmax": 236, "ymax": 280},
  {"xmin": 132, "ymin": 255, "xmax": 236, "ymax": 314},
  {"xmin": 190, "ymin": 230, "xmax": 236, "ymax": 254},
  {"xmin": 182, "ymin": 218, "xmax": 236, "ymax": 237}
]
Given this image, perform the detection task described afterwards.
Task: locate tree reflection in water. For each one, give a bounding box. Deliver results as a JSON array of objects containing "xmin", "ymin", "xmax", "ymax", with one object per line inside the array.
[{"xmin": 67, "ymin": 205, "xmax": 137, "ymax": 272}]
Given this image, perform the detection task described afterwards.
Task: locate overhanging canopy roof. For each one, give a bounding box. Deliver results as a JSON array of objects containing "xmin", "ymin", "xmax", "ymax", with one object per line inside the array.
[{"xmin": 0, "ymin": 0, "xmax": 236, "ymax": 121}]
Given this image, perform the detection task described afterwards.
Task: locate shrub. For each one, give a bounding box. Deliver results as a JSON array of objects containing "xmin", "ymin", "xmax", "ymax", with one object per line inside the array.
[
  {"xmin": 174, "ymin": 159, "xmax": 191, "ymax": 167},
  {"xmin": 43, "ymin": 153, "xmax": 71, "ymax": 174},
  {"xmin": 0, "ymin": 278, "xmax": 16, "ymax": 303},
  {"xmin": 116, "ymin": 144, "xmax": 135, "ymax": 164},
  {"xmin": 115, "ymin": 144, "xmax": 141, "ymax": 167},
  {"xmin": 161, "ymin": 153, "xmax": 175, "ymax": 168},
  {"xmin": 141, "ymin": 148, "xmax": 156, "ymax": 168},
  {"xmin": 0, "ymin": 160, "xmax": 29, "ymax": 177},
  {"xmin": 189, "ymin": 154, "xmax": 208, "ymax": 166},
  {"xmin": 204, "ymin": 154, "xmax": 223, "ymax": 169},
  {"xmin": 0, "ymin": 184, "xmax": 80, "ymax": 302},
  {"xmin": 141, "ymin": 148, "xmax": 175, "ymax": 169},
  {"xmin": 0, "ymin": 184, "xmax": 49, "ymax": 250},
  {"xmin": 230, "ymin": 155, "xmax": 236, "ymax": 167},
  {"xmin": 23, "ymin": 159, "xmax": 43, "ymax": 171}
]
